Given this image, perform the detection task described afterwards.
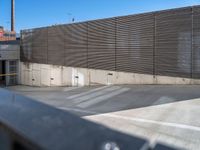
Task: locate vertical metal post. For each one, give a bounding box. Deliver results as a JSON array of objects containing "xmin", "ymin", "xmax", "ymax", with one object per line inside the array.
[
  {"xmin": 5, "ymin": 61, "xmax": 10, "ymax": 86},
  {"xmin": 87, "ymin": 22, "xmax": 89, "ymax": 69},
  {"xmin": 115, "ymin": 17, "xmax": 117, "ymax": 71},
  {"xmin": 17, "ymin": 60, "xmax": 20, "ymax": 85},
  {"xmin": 11, "ymin": 0, "xmax": 15, "ymax": 32},
  {"xmin": 153, "ymin": 13, "xmax": 156, "ymax": 77},
  {"xmin": 191, "ymin": 7, "xmax": 194, "ymax": 79},
  {"xmin": 47, "ymin": 27, "xmax": 49, "ymax": 64}
]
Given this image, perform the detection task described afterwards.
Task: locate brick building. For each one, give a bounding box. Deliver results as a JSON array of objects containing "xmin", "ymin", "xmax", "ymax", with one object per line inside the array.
[{"xmin": 0, "ymin": 26, "xmax": 16, "ymax": 41}]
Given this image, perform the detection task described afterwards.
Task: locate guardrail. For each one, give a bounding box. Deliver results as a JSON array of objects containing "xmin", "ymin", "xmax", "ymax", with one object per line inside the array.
[{"xmin": 0, "ymin": 88, "xmax": 178, "ymax": 150}]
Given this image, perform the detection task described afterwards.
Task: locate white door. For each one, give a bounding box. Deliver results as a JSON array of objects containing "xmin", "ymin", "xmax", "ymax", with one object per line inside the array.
[
  {"xmin": 32, "ymin": 70, "xmax": 41, "ymax": 86},
  {"xmin": 72, "ymin": 68, "xmax": 78, "ymax": 87},
  {"xmin": 107, "ymin": 72, "xmax": 115, "ymax": 85},
  {"xmin": 50, "ymin": 67, "xmax": 62, "ymax": 86}
]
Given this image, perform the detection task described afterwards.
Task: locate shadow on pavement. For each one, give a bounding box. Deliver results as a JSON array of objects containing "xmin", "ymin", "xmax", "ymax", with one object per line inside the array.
[{"xmin": 0, "ymin": 88, "xmax": 181, "ymax": 150}]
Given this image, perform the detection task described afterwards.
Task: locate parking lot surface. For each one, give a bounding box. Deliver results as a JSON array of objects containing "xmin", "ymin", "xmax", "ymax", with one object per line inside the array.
[{"xmin": 7, "ymin": 85, "xmax": 200, "ymax": 150}]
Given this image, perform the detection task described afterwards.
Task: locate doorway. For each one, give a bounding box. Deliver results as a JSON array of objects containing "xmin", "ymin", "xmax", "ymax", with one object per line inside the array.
[{"xmin": 0, "ymin": 61, "xmax": 6, "ymax": 86}]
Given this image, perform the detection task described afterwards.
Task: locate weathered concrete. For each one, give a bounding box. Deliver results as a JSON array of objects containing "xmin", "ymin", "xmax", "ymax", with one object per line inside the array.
[
  {"xmin": 62, "ymin": 67, "xmax": 73, "ymax": 86},
  {"xmin": 20, "ymin": 62, "xmax": 200, "ymax": 86},
  {"xmin": 41, "ymin": 64, "xmax": 51, "ymax": 86},
  {"xmin": 32, "ymin": 63, "xmax": 41, "ymax": 86},
  {"xmin": 89, "ymin": 69, "xmax": 109, "ymax": 85},
  {"xmin": 156, "ymin": 75, "xmax": 191, "ymax": 85}
]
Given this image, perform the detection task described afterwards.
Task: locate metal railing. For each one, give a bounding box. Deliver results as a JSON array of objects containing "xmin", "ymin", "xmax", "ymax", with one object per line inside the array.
[{"xmin": 0, "ymin": 73, "xmax": 17, "ymax": 77}]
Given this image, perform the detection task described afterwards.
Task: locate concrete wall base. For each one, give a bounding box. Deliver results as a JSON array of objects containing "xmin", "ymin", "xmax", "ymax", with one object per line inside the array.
[{"xmin": 20, "ymin": 62, "xmax": 200, "ymax": 87}]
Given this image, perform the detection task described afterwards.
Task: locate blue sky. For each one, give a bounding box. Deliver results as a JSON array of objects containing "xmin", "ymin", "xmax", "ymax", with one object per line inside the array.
[{"xmin": 0, "ymin": 0, "xmax": 200, "ymax": 33}]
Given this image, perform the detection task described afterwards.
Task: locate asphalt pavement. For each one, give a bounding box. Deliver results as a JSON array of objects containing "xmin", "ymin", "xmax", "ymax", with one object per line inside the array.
[{"xmin": 7, "ymin": 85, "xmax": 200, "ymax": 150}]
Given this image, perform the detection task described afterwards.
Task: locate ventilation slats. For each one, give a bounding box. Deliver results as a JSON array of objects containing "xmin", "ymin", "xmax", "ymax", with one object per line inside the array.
[
  {"xmin": 21, "ymin": 30, "xmax": 33, "ymax": 62},
  {"xmin": 155, "ymin": 8, "xmax": 192, "ymax": 78},
  {"xmin": 116, "ymin": 13, "xmax": 154, "ymax": 74},
  {"xmin": 31, "ymin": 28, "xmax": 48, "ymax": 64},
  {"xmin": 65, "ymin": 23, "xmax": 88, "ymax": 68},
  {"xmin": 88, "ymin": 18, "xmax": 116, "ymax": 71},
  {"xmin": 48, "ymin": 25, "xmax": 65, "ymax": 65},
  {"xmin": 21, "ymin": 6, "xmax": 200, "ymax": 79},
  {"xmin": 192, "ymin": 6, "xmax": 200, "ymax": 79}
]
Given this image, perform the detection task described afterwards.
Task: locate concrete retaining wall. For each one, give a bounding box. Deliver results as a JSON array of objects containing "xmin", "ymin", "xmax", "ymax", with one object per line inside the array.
[{"xmin": 20, "ymin": 62, "xmax": 200, "ymax": 87}]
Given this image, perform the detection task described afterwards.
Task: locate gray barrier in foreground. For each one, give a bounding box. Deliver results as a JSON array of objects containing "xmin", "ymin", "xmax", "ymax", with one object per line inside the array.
[{"xmin": 0, "ymin": 88, "xmax": 179, "ymax": 150}]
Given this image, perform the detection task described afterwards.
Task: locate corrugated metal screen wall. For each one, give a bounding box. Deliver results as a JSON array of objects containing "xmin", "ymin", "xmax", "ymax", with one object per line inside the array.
[
  {"xmin": 65, "ymin": 23, "xmax": 88, "ymax": 68},
  {"xmin": 193, "ymin": 6, "xmax": 200, "ymax": 79},
  {"xmin": 116, "ymin": 13, "xmax": 154, "ymax": 74},
  {"xmin": 155, "ymin": 8, "xmax": 192, "ymax": 78},
  {"xmin": 21, "ymin": 6, "xmax": 200, "ymax": 79},
  {"xmin": 88, "ymin": 18, "xmax": 116, "ymax": 71}
]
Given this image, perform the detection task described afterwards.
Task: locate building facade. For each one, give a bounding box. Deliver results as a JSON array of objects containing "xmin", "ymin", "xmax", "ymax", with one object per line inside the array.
[
  {"xmin": 20, "ymin": 6, "xmax": 200, "ymax": 86},
  {"xmin": 0, "ymin": 40, "xmax": 20, "ymax": 86},
  {"xmin": 0, "ymin": 26, "xmax": 16, "ymax": 41}
]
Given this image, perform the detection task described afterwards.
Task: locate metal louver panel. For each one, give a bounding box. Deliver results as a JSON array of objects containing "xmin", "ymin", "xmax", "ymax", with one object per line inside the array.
[
  {"xmin": 21, "ymin": 30, "xmax": 33, "ymax": 62},
  {"xmin": 192, "ymin": 6, "xmax": 200, "ymax": 79},
  {"xmin": 88, "ymin": 18, "xmax": 116, "ymax": 71},
  {"xmin": 20, "ymin": 6, "xmax": 200, "ymax": 79},
  {"xmin": 65, "ymin": 22, "xmax": 88, "ymax": 68},
  {"xmin": 32, "ymin": 28, "xmax": 48, "ymax": 64},
  {"xmin": 48, "ymin": 25, "xmax": 66, "ymax": 65},
  {"xmin": 155, "ymin": 8, "xmax": 192, "ymax": 78},
  {"xmin": 116, "ymin": 13, "xmax": 154, "ymax": 74}
]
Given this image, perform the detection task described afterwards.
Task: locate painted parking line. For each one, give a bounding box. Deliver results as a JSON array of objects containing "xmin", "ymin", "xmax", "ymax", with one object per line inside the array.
[
  {"xmin": 58, "ymin": 107, "xmax": 200, "ymax": 132},
  {"xmin": 58, "ymin": 107, "xmax": 96, "ymax": 115},
  {"xmin": 73, "ymin": 86, "xmax": 121, "ymax": 104},
  {"xmin": 62, "ymin": 86, "xmax": 82, "ymax": 92},
  {"xmin": 101, "ymin": 114, "xmax": 200, "ymax": 132},
  {"xmin": 68, "ymin": 86, "xmax": 110, "ymax": 99},
  {"xmin": 77, "ymin": 87, "xmax": 130, "ymax": 108}
]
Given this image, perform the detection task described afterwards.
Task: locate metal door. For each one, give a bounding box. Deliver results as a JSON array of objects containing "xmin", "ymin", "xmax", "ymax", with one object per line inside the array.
[
  {"xmin": 32, "ymin": 70, "xmax": 41, "ymax": 86},
  {"xmin": 107, "ymin": 72, "xmax": 114, "ymax": 85},
  {"xmin": 72, "ymin": 68, "xmax": 78, "ymax": 87},
  {"xmin": 6, "ymin": 60, "xmax": 18, "ymax": 86}
]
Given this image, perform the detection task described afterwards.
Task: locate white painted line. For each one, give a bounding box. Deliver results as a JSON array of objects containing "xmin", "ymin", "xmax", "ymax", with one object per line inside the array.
[
  {"xmin": 100, "ymin": 114, "xmax": 200, "ymax": 132},
  {"xmin": 140, "ymin": 142, "xmax": 150, "ymax": 150},
  {"xmin": 58, "ymin": 107, "xmax": 96, "ymax": 114},
  {"xmin": 57, "ymin": 107, "xmax": 200, "ymax": 132},
  {"xmin": 68, "ymin": 86, "xmax": 110, "ymax": 99},
  {"xmin": 73, "ymin": 86, "xmax": 121, "ymax": 104},
  {"xmin": 153, "ymin": 96, "xmax": 175, "ymax": 105},
  {"xmin": 62, "ymin": 86, "xmax": 82, "ymax": 92},
  {"xmin": 78, "ymin": 88, "xmax": 130, "ymax": 108}
]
